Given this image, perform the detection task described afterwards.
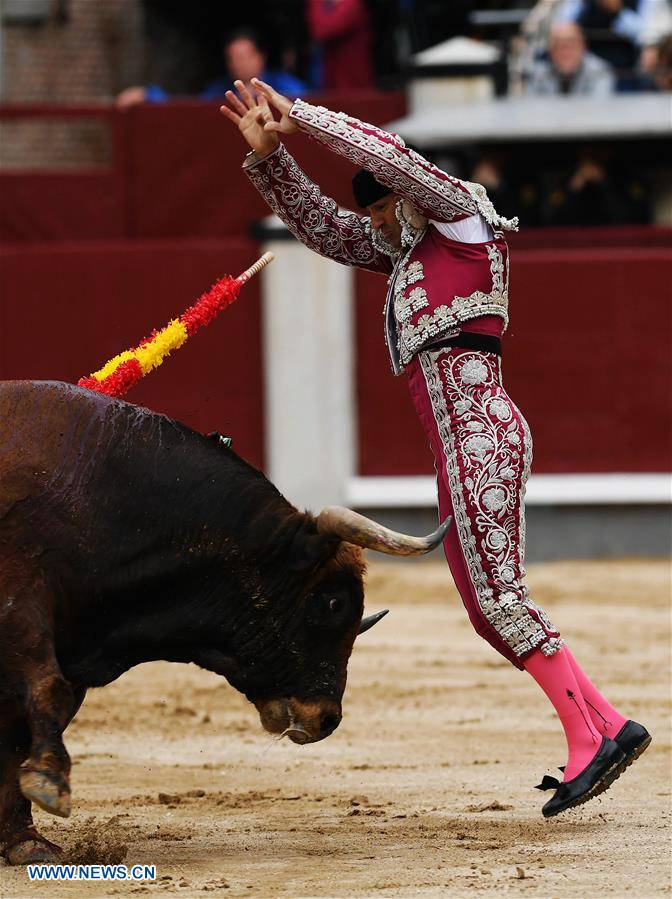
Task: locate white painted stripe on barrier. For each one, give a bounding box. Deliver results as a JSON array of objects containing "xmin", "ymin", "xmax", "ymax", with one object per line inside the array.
[{"xmin": 345, "ymin": 474, "xmax": 672, "ymax": 508}]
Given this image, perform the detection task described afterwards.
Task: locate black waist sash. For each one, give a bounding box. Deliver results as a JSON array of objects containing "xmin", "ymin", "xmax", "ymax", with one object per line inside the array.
[{"xmin": 426, "ymin": 331, "xmax": 502, "ymax": 356}]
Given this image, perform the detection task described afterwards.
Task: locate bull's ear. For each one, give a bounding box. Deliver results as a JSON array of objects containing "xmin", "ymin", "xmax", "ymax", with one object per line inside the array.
[{"xmin": 289, "ymin": 533, "xmax": 340, "ymax": 572}]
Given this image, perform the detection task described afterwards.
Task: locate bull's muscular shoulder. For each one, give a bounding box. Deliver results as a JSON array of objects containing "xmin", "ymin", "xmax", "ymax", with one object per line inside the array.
[
  {"xmin": 0, "ymin": 381, "xmax": 106, "ymax": 512},
  {"xmin": 1, "ymin": 379, "xmax": 216, "ymax": 465},
  {"xmin": 2, "ymin": 381, "xmax": 152, "ymax": 492},
  {"xmin": 1, "ymin": 378, "xmax": 179, "ymax": 438},
  {"xmin": 0, "ymin": 379, "xmax": 277, "ymax": 531},
  {"xmin": 1, "ymin": 379, "xmax": 130, "ymax": 456},
  {"xmin": 0, "ymin": 381, "xmax": 286, "ymax": 530}
]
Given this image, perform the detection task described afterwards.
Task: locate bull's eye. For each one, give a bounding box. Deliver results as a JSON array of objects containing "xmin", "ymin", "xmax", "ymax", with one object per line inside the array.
[{"xmin": 307, "ymin": 590, "xmax": 355, "ymax": 630}]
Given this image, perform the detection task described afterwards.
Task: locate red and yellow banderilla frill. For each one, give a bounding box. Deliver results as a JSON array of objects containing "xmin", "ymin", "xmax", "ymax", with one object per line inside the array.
[{"xmin": 78, "ymin": 252, "xmax": 274, "ymax": 398}]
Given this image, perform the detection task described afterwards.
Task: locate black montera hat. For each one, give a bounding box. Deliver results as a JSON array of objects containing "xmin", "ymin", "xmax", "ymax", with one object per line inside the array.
[{"xmin": 352, "ymin": 168, "xmax": 392, "ymax": 208}]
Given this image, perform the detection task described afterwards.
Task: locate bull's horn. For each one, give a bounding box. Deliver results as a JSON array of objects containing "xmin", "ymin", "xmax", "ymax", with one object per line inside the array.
[
  {"xmin": 358, "ymin": 609, "xmax": 389, "ymax": 635},
  {"xmin": 316, "ymin": 506, "xmax": 451, "ymax": 556}
]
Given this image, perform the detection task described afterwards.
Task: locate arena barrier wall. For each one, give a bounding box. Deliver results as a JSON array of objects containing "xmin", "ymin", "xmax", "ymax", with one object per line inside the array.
[
  {"xmin": 355, "ymin": 239, "xmax": 672, "ymax": 477},
  {"xmin": 0, "ymin": 105, "xmax": 129, "ymax": 241},
  {"xmin": 2, "ymin": 232, "xmax": 670, "ymax": 502},
  {"xmin": 1, "ymin": 98, "xmax": 670, "ymax": 516},
  {"xmin": 0, "ymin": 239, "xmax": 265, "ymax": 468},
  {"xmin": 0, "ymin": 93, "xmax": 407, "ymax": 242}
]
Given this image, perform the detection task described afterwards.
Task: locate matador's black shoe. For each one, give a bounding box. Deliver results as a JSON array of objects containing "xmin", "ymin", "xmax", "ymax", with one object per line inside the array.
[
  {"xmin": 535, "ymin": 737, "xmax": 625, "ymax": 818},
  {"xmin": 550, "ymin": 720, "xmax": 652, "ymax": 799},
  {"xmin": 613, "ymin": 720, "xmax": 652, "ymax": 770}
]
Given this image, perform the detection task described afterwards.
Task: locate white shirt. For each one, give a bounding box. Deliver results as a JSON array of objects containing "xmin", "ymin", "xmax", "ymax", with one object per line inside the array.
[{"xmin": 431, "ymin": 213, "xmax": 493, "ymax": 243}]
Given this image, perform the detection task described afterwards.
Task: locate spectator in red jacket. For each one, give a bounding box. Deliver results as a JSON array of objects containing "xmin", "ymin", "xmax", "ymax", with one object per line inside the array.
[{"xmin": 307, "ymin": 0, "xmax": 375, "ymax": 90}]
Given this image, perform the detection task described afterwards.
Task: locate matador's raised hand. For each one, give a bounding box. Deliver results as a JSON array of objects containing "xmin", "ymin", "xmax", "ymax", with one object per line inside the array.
[
  {"xmin": 250, "ymin": 78, "xmax": 298, "ymax": 136},
  {"xmin": 219, "ymin": 79, "xmax": 279, "ymax": 157}
]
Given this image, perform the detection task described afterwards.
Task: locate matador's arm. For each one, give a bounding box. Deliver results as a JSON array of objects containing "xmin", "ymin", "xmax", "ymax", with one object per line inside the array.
[
  {"xmin": 243, "ymin": 143, "xmax": 393, "ymax": 274},
  {"xmin": 288, "ymin": 98, "xmax": 518, "ymax": 232}
]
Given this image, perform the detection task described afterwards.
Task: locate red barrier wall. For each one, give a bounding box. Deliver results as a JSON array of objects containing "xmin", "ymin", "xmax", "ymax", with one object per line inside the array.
[
  {"xmin": 128, "ymin": 92, "xmax": 407, "ymax": 238},
  {"xmin": 0, "ymin": 172, "xmax": 128, "ymax": 241},
  {"xmin": 0, "ymin": 239, "xmax": 265, "ymax": 468},
  {"xmin": 2, "ymin": 101, "xmax": 670, "ymax": 480},
  {"xmin": 355, "ymin": 242, "xmax": 672, "ymax": 475},
  {"xmin": 0, "ymin": 94, "xmax": 407, "ymax": 242},
  {"xmin": 2, "ymin": 234, "xmax": 670, "ymax": 478},
  {"xmin": 0, "ymin": 106, "xmax": 130, "ymax": 241}
]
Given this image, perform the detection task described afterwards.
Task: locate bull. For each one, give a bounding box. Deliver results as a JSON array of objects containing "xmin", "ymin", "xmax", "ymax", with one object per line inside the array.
[{"xmin": 0, "ymin": 380, "xmax": 449, "ymax": 865}]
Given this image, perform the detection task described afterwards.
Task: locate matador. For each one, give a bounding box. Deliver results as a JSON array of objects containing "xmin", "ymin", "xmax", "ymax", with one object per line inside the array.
[{"xmin": 220, "ymin": 78, "xmax": 650, "ymax": 817}]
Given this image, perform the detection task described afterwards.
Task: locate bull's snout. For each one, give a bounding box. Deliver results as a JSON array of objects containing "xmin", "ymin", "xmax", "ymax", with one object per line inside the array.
[{"xmin": 254, "ymin": 697, "xmax": 342, "ymax": 744}]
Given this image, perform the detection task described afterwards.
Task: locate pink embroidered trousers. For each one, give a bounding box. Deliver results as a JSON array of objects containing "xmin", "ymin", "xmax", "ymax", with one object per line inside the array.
[{"xmin": 406, "ymin": 347, "xmax": 563, "ymax": 669}]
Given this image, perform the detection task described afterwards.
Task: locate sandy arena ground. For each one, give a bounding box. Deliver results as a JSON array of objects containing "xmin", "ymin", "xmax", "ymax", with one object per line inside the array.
[{"xmin": 1, "ymin": 559, "xmax": 670, "ymax": 899}]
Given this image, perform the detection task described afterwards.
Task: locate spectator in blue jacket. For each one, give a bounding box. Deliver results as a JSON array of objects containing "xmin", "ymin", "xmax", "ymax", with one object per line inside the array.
[
  {"xmin": 117, "ymin": 28, "xmax": 306, "ymax": 107},
  {"xmin": 205, "ymin": 29, "xmax": 307, "ymax": 99}
]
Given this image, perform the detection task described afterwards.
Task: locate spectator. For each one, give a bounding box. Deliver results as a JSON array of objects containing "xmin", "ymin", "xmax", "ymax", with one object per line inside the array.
[
  {"xmin": 307, "ymin": 0, "xmax": 374, "ymax": 90},
  {"xmin": 539, "ymin": 148, "xmax": 651, "ymax": 226},
  {"xmin": 511, "ymin": 0, "xmax": 565, "ymax": 95},
  {"xmin": 116, "ymin": 0, "xmax": 225, "ymax": 107},
  {"xmin": 117, "ymin": 27, "xmax": 306, "ymax": 107},
  {"xmin": 524, "ymin": 20, "xmax": 616, "ymax": 94},
  {"xmin": 639, "ymin": 31, "xmax": 672, "ymax": 88},
  {"xmin": 469, "ymin": 155, "xmax": 525, "ymax": 225},
  {"xmin": 216, "ymin": 28, "xmax": 307, "ymax": 95},
  {"xmin": 556, "ymin": 0, "xmax": 659, "ymax": 80}
]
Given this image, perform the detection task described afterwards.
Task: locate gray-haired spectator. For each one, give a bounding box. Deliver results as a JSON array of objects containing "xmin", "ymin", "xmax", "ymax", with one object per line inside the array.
[
  {"xmin": 524, "ymin": 20, "xmax": 616, "ymax": 94},
  {"xmin": 556, "ymin": 0, "xmax": 661, "ymax": 81}
]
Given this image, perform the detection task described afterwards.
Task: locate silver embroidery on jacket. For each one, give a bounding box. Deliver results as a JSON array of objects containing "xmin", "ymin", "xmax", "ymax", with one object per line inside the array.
[
  {"xmin": 382, "ymin": 204, "xmax": 428, "ymax": 374},
  {"xmin": 290, "ymin": 99, "xmax": 519, "ymax": 232},
  {"xmin": 246, "ymin": 142, "xmax": 511, "ymax": 374},
  {"xmin": 394, "ymin": 260, "xmax": 429, "ymax": 323},
  {"xmin": 418, "ymin": 348, "xmax": 562, "ymax": 658},
  {"xmin": 397, "ymin": 242, "xmax": 510, "ymax": 366},
  {"xmin": 245, "ymin": 144, "xmax": 389, "ymax": 272},
  {"xmin": 463, "ymin": 180, "xmax": 519, "ymax": 233},
  {"xmin": 291, "ymin": 103, "xmax": 475, "ymax": 221},
  {"xmin": 452, "ymin": 243, "xmax": 509, "ymax": 318}
]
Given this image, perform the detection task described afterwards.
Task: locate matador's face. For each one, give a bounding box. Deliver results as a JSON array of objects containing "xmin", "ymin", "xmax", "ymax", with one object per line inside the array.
[{"xmin": 367, "ymin": 194, "xmax": 402, "ymax": 249}]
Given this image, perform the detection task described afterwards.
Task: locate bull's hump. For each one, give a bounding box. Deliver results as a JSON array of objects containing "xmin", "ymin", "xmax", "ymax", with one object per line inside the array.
[
  {"xmin": 1, "ymin": 379, "xmax": 188, "ymax": 437},
  {"xmin": 0, "ymin": 378, "xmax": 284, "ymax": 520},
  {"xmin": 0, "ymin": 381, "xmax": 183, "ymax": 485}
]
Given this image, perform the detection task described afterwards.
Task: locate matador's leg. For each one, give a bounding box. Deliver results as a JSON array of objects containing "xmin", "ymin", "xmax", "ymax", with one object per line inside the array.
[
  {"xmin": 407, "ymin": 348, "xmax": 645, "ymax": 815},
  {"xmin": 409, "ymin": 347, "xmax": 563, "ymax": 665}
]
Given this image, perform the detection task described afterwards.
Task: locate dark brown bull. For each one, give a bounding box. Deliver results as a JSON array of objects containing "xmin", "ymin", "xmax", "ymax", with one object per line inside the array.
[{"xmin": 0, "ymin": 381, "xmax": 449, "ymax": 864}]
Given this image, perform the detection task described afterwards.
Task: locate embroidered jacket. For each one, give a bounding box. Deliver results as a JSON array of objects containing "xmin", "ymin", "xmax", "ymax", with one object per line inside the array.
[{"xmin": 244, "ymin": 99, "xmax": 518, "ymax": 373}]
